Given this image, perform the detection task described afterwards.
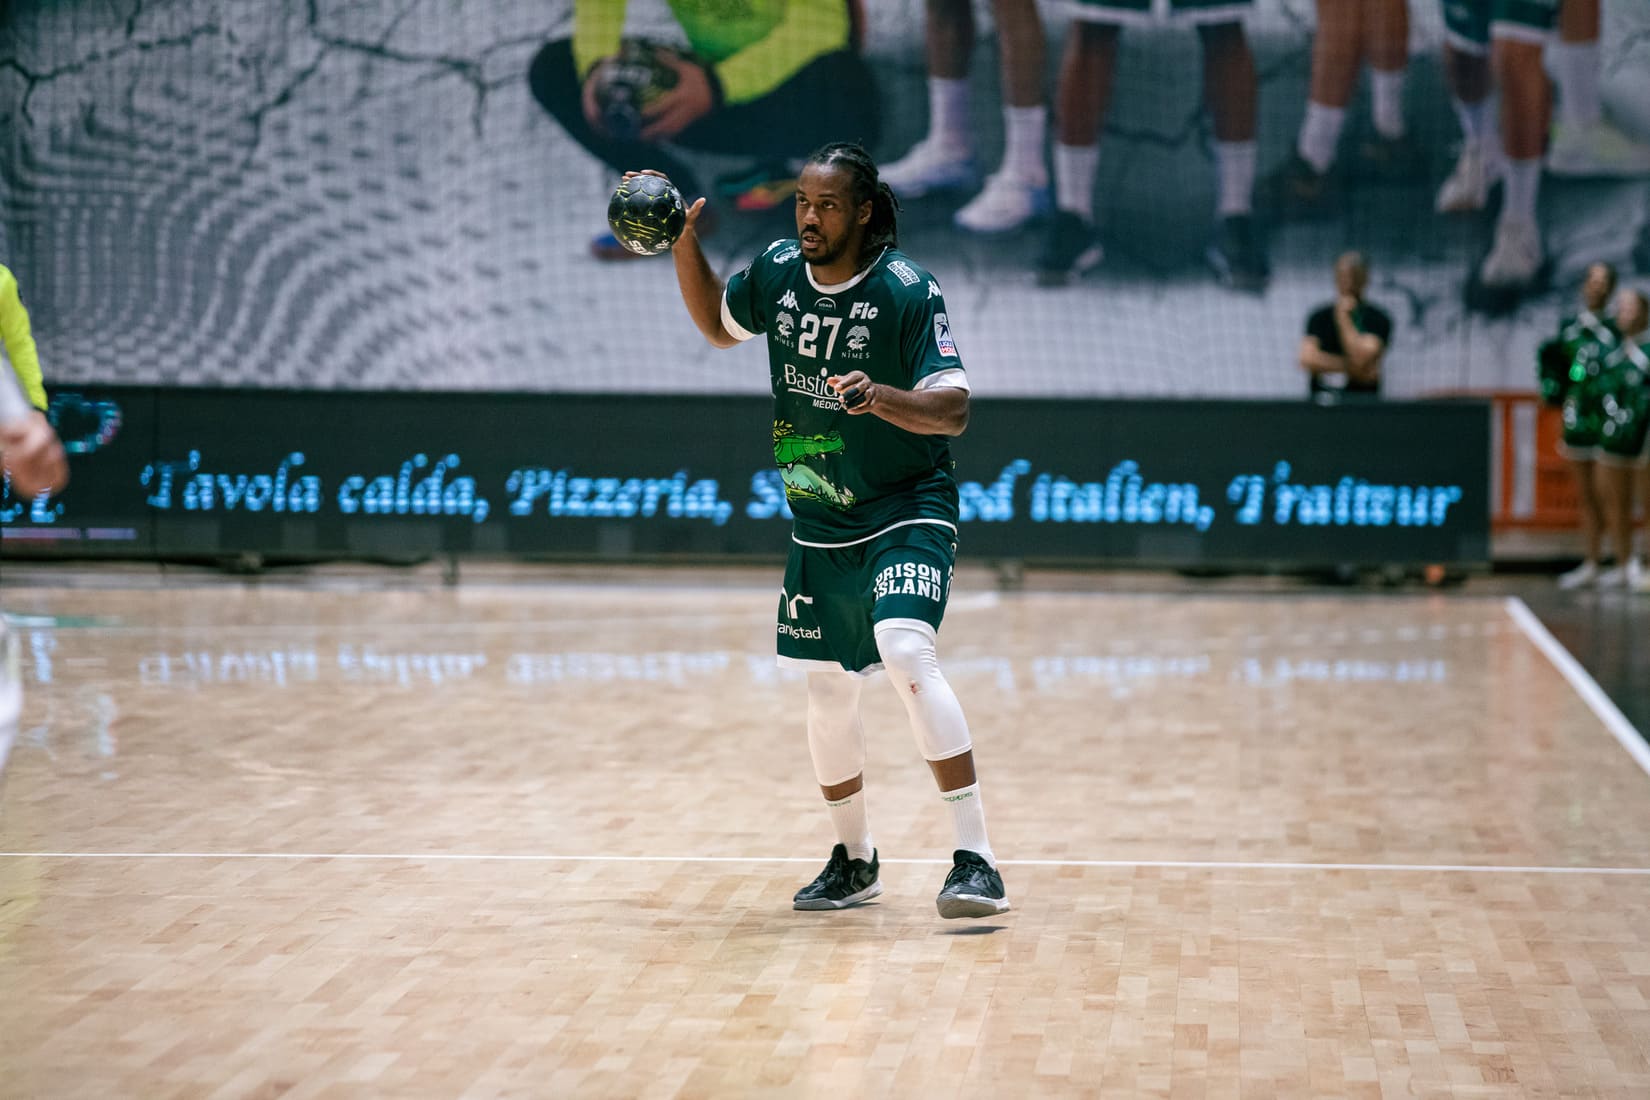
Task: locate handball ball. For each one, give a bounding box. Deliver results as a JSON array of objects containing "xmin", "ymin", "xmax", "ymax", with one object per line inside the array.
[
  {"xmin": 593, "ymin": 40, "xmax": 680, "ymax": 143},
  {"xmin": 607, "ymin": 175, "xmax": 687, "ymax": 256}
]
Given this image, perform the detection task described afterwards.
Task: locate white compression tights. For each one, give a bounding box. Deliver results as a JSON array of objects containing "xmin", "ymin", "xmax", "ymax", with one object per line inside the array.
[
  {"xmin": 872, "ymin": 621, "xmax": 973, "ymax": 763},
  {"xmin": 806, "ymin": 669, "xmax": 867, "ymax": 787},
  {"xmin": 804, "ymin": 623, "xmax": 975, "ymax": 787}
]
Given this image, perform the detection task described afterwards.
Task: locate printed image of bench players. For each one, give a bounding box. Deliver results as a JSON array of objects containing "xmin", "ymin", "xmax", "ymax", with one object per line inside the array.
[
  {"xmin": 1264, "ymin": 0, "xmax": 1417, "ymax": 219},
  {"xmin": 1591, "ymin": 288, "xmax": 1650, "ymax": 592},
  {"xmin": 1436, "ymin": 0, "xmax": 1650, "ymax": 293},
  {"xmin": 529, "ymin": 0, "xmax": 880, "ymax": 260},
  {"xmin": 879, "ymin": 0, "xmax": 1051, "ymax": 235},
  {"xmin": 1037, "ymin": 0, "xmax": 1268, "ymax": 291},
  {"xmin": 1550, "ymin": 264, "xmax": 1622, "ymax": 588}
]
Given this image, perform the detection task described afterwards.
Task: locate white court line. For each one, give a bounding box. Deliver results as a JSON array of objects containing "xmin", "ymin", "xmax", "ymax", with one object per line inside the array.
[
  {"xmin": 1504, "ymin": 596, "xmax": 1650, "ymax": 779},
  {"xmin": 2, "ymin": 851, "xmax": 1648, "ymax": 875}
]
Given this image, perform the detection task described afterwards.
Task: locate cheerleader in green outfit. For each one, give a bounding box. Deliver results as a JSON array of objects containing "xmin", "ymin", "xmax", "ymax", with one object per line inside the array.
[
  {"xmin": 1592, "ymin": 289, "xmax": 1650, "ymax": 592},
  {"xmin": 1544, "ymin": 263, "xmax": 1619, "ymax": 588}
]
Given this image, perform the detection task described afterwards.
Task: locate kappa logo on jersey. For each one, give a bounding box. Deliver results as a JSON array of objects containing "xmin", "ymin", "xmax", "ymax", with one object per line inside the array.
[
  {"xmin": 845, "ymin": 325, "xmax": 871, "ymax": 353},
  {"xmin": 774, "ymin": 245, "xmax": 800, "ymax": 264},
  {"xmin": 888, "ymin": 260, "xmax": 921, "ymax": 287},
  {"xmin": 775, "ymin": 312, "xmax": 796, "ymax": 340},
  {"xmin": 873, "ymin": 561, "xmax": 945, "ymax": 602},
  {"xmin": 934, "ymin": 313, "xmax": 957, "ymax": 358},
  {"xmin": 927, "ymin": 281, "xmax": 942, "ymax": 299},
  {"xmin": 815, "ymin": 297, "xmax": 838, "ymax": 313},
  {"xmin": 777, "ymin": 289, "xmax": 800, "ymax": 311}
]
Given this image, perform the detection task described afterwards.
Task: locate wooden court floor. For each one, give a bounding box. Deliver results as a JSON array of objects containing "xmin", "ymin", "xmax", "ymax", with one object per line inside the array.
[{"xmin": 2, "ymin": 574, "xmax": 1649, "ymax": 1098}]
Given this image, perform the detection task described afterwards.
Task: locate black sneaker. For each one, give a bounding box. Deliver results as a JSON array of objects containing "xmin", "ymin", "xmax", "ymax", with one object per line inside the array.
[
  {"xmin": 1260, "ymin": 152, "xmax": 1337, "ymax": 220},
  {"xmin": 1034, "ymin": 210, "xmax": 1104, "ymax": 287},
  {"xmin": 793, "ymin": 844, "xmax": 882, "ymax": 910},
  {"xmin": 935, "ymin": 849, "xmax": 1010, "ymax": 919},
  {"xmin": 1206, "ymin": 214, "xmax": 1269, "ymax": 294}
]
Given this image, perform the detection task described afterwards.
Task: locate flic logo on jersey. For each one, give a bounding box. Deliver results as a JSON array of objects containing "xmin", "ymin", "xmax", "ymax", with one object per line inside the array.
[{"xmin": 873, "ymin": 561, "xmax": 946, "ymax": 602}]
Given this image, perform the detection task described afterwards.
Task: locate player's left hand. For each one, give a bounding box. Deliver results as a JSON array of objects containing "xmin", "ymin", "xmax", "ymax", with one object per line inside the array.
[
  {"xmin": 639, "ymin": 55, "xmax": 715, "ymax": 141},
  {"xmin": 828, "ymin": 372, "xmax": 877, "ymax": 414}
]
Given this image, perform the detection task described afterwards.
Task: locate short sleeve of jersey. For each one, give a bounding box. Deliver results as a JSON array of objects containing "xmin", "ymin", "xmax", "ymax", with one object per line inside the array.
[
  {"xmin": 1305, "ymin": 305, "xmax": 1336, "ymax": 346},
  {"xmin": 896, "ymin": 265, "xmax": 964, "ymax": 388},
  {"xmin": 1364, "ymin": 305, "xmax": 1393, "ymax": 345},
  {"xmin": 722, "ymin": 240, "xmax": 790, "ymax": 342}
]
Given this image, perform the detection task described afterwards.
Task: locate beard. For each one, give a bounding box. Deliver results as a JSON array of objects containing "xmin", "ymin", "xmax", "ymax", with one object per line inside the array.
[{"xmin": 802, "ymin": 232, "xmax": 849, "ymax": 267}]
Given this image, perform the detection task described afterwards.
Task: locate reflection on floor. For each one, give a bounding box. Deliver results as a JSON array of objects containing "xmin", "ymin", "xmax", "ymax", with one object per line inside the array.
[
  {"xmin": 1523, "ymin": 585, "xmax": 1650, "ymax": 736},
  {"xmin": 2, "ymin": 575, "xmax": 1648, "ymax": 1096}
]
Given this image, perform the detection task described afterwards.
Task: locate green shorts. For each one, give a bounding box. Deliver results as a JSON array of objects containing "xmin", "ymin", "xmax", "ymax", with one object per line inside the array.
[
  {"xmin": 776, "ymin": 521, "xmax": 957, "ymax": 675},
  {"xmin": 1442, "ymin": 0, "xmax": 1558, "ymax": 55},
  {"xmin": 1054, "ymin": 0, "xmax": 1252, "ymax": 27}
]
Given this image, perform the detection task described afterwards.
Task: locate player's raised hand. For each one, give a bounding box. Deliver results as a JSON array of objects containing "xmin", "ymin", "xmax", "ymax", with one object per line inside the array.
[{"xmin": 1, "ymin": 410, "xmax": 69, "ymax": 498}]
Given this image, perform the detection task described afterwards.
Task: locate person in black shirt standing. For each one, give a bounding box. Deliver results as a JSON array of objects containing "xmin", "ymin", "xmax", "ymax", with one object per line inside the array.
[{"xmin": 1298, "ymin": 251, "xmax": 1393, "ymax": 402}]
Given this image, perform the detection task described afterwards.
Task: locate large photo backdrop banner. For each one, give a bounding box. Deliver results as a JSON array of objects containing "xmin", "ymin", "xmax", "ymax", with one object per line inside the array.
[{"xmin": 2, "ymin": 0, "xmax": 1648, "ymax": 399}]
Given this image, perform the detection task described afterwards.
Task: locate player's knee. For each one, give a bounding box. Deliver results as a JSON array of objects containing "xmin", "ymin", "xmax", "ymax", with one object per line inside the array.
[{"xmin": 873, "ymin": 623, "xmax": 936, "ymax": 684}]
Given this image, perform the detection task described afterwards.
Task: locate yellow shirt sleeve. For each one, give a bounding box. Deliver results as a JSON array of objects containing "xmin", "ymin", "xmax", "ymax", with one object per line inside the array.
[
  {"xmin": 713, "ymin": 4, "xmax": 850, "ymax": 106},
  {"xmin": 572, "ymin": 0, "xmax": 628, "ymax": 79},
  {"xmin": 0, "ymin": 265, "xmax": 47, "ymax": 411}
]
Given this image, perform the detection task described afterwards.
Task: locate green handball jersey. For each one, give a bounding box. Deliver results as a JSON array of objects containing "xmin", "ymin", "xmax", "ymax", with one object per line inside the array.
[
  {"xmin": 722, "ymin": 241, "xmax": 969, "ymax": 547},
  {"xmin": 1562, "ymin": 320, "xmax": 1622, "ymax": 450},
  {"xmin": 1540, "ymin": 310, "xmax": 1615, "ymax": 406}
]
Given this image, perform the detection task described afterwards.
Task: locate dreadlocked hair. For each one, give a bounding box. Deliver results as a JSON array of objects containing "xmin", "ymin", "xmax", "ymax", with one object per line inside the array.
[{"xmin": 804, "ymin": 141, "xmax": 900, "ymax": 256}]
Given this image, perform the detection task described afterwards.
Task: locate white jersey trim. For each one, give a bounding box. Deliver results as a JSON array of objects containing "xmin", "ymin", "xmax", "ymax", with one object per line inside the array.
[
  {"xmin": 776, "ymin": 654, "xmax": 885, "ymax": 677},
  {"xmin": 792, "ymin": 517, "xmax": 958, "ymax": 549},
  {"xmin": 915, "ymin": 368, "xmax": 970, "ymax": 393},
  {"xmin": 805, "ymin": 248, "xmax": 890, "ymax": 294},
  {"xmin": 720, "ymin": 293, "xmax": 758, "ymax": 343}
]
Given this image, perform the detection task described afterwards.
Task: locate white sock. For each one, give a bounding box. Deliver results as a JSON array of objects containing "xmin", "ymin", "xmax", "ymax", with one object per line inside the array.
[
  {"xmin": 1501, "ymin": 155, "xmax": 1541, "ymax": 223},
  {"xmin": 1054, "ymin": 142, "xmax": 1099, "ymax": 220},
  {"xmin": 826, "ymin": 792, "xmax": 873, "ymax": 863},
  {"xmin": 941, "ymin": 782, "xmax": 994, "ymax": 867},
  {"xmin": 929, "ymin": 76, "xmax": 972, "ymax": 150},
  {"xmin": 1452, "ymin": 96, "xmax": 1491, "ymax": 145},
  {"xmin": 1371, "ymin": 69, "xmax": 1407, "ymax": 139},
  {"xmin": 1001, "ymin": 105, "xmax": 1048, "ymax": 185},
  {"xmin": 1214, "ymin": 140, "xmax": 1256, "ymax": 217},
  {"xmin": 1551, "ymin": 41, "xmax": 1602, "ymax": 130},
  {"xmin": 1296, "ymin": 102, "xmax": 1346, "ymax": 173}
]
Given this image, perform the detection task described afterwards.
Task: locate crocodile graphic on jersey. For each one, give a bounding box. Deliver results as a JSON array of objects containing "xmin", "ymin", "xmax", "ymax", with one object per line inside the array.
[{"xmin": 773, "ymin": 420, "xmax": 856, "ymax": 511}]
